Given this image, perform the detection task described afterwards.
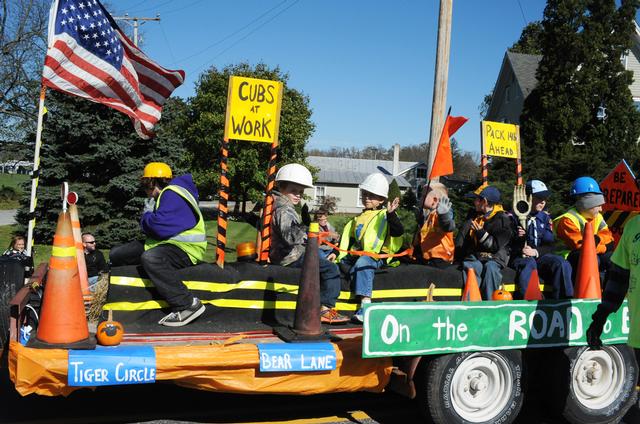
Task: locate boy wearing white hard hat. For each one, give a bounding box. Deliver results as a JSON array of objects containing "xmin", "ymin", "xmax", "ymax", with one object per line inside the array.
[
  {"xmin": 336, "ymin": 172, "xmax": 405, "ymax": 323},
  {"xmin": 270, "ymin": 163, "xmax": 348, "ymax": 324}
]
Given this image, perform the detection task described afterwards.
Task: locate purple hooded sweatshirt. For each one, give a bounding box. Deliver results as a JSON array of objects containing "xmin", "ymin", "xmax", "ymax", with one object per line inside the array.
[{"xmin": 140, "ymin": 174, "xmax": 200, "ymax": 240}]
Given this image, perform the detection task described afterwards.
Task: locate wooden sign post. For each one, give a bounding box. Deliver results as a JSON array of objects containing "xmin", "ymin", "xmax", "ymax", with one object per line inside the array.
[{"xmin": 220, "ymin": 76, "xmax": 284, "ymax": 267}]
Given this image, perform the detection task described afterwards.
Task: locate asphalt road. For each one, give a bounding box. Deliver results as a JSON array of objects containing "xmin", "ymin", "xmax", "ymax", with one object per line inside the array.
[
  {"xmin": 1, "ymin": 368, "xmax": 638, "ymax": 424},
  {"xmin": 0, "ymin": 209, "xmax": 16, "ymax": 225}
]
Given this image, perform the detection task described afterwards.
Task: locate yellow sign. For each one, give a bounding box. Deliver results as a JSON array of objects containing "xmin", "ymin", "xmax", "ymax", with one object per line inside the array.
[
  {"xmin": 481, "ymin": 121, "xmax": 520, "ymax": 159},
  {"xmin": 224, "ymin": 76, "xmax": 284, "ymax": 143}
]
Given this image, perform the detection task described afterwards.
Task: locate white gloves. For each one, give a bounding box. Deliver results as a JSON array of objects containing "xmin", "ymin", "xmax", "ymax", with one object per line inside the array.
[
  {"xmin": 436, "ymin": 196, "xmax": 452, "ymax": 215},
  {"xmin": 143, "ymin": 198, "xmax": 156, "ymax": 213}
]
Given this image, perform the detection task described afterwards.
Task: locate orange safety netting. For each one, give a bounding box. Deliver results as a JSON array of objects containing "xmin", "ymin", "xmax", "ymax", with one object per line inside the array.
[{"xmin": 8, "ymin": 338, "xmax": 392, "ymax": 397}]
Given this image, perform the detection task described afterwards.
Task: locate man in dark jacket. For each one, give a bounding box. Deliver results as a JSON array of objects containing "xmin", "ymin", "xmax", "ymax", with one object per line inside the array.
[
  {"xmin": 510, "ymin": 180, "xmax": 572, "ymax": 299},
  {"xmin": 110, "ymin": 162, "xmax": 207, "ymax": 327},
  {"xmin": 82, "ymin": 232, "xmax": 107, "ymax": 289},
  {"xmin": 456, "ymin": 184, "xmax": 513, "ymax": 299}
]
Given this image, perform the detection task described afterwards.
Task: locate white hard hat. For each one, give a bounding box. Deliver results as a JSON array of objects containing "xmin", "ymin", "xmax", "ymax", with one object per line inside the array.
[
  {"xmin": 359, "ymin": 173, "xmax": 389, "ymax": 198},
  {"xmin": 275, "ymin": 164, "xmax": 314, "ymax": 188}
]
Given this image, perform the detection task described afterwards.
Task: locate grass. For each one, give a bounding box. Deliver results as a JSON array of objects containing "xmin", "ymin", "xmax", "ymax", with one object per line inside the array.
[
  {"xmin": 0, "ymin": 173, "xmax": 29, "ymax": 209},
  {"xmin": 0, "ymin": 219, "xmax": 259, "ymax": 266}
]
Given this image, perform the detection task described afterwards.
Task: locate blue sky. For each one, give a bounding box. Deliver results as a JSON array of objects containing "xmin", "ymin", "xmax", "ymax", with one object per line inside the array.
[{"xmin": 109, "ymin": 0, "xmax": 550, "ymax": 155}]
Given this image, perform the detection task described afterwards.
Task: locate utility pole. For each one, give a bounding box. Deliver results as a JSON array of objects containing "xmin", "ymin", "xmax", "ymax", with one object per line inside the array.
[
  {"xmin": 426, "ymin": 0, "xmax": 453, "ymax": 181},
  {"xmin": 113, "ymin": 14, "xmax": 160, "ymax": 46}
]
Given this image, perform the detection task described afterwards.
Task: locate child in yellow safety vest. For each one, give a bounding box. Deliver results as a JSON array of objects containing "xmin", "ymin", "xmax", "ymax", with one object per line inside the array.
[
  {"xmin": 337, "ymin": 173, "xmax": 404, "ymax": 323},
  {"xmin": 412, "ymin": 182, "xmax": 455, "ymax": 268},
  {"xmin": 554, "ymin": 176, "xmax": 614, "ymax": 284}
]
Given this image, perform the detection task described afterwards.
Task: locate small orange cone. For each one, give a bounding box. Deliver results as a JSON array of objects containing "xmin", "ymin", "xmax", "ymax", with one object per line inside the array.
[
  {"xmin": 69, "ymin": 203, "xmax": 90, "ymax": 296},
  {"xmin": 524, "ymin": 268, "xmax": 544, "ymax": 300},
  {"xmin": 29, "ymin": 211, "xmax": 94, "ymax": 349},
  {"xmin": 575, "ymin": 220, "xmax": 602, "ymax": 299},
  {"xmin": 461, "ymin": 268, "xmax": 482, "ymax": 302}
]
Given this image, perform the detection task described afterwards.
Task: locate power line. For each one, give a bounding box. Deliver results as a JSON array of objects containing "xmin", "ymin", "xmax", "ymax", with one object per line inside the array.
[
  {"xmin": 158, "ymin": 21, "xmax": 177, "ymax": 66},
  {"xmin": 516, "ymin": 0, "xmax": 528, "ymax": 25},
  {"xmin": 160, "ymin": 0, "xmax": 207, "ymax": 16},
  {"xmin": 188, "ymin": 0, "xmax": 300, "ymax": 75},
  {"xmin": 176, "ymin": 0, "xmax": 291, "ymax": 64},
  {"xmin": 128, "ymin": 0, "xmax": 174, "ymax": 14}
]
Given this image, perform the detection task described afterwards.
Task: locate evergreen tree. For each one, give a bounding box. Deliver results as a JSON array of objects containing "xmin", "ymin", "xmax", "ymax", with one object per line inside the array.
[
  {"xmin": 16, "ymin": 91, "xmax": 187, "ymax": 248},
  {"xmin": 520, "ymin": 0, "xmax": 640, "ymax": 211},
  {"xmin": 185, "ymin": 63, "xmax": 315, "ymax": 212}
]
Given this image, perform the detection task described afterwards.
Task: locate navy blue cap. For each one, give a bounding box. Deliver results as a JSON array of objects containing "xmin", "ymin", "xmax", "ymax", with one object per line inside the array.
[{"xmin": 466, "ymin": 184, "xmax": 501, "ymax": 203}]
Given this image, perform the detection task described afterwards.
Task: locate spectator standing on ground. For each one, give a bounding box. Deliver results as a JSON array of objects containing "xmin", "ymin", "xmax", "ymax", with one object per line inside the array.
[
  {"xmin": 455, "ymin": 184, "xmax": 513, "ymax": 300},
  {"xmin": 82, "ymin": 232, "xmax": 107, "ymax": 289},
  {"xmin": 315, "ymin": 209, "xmax": 339, "ymax": 259},
  {"xmin": 3, "ymin": 235, "xmax": 33, "ymax": 276},
  {"xmin": 109, "ymin": 162, "xmax": 207, "ymax": 327}
]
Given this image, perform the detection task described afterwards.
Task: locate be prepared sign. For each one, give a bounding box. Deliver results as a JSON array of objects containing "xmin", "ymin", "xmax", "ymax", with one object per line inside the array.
[
  {"xmin": 481, "ymin": 121, "xmax": 520, "ymax": 159},
  {"xmin": 224, "ymin": 76, "xmax": 283, "ymax": 143}
]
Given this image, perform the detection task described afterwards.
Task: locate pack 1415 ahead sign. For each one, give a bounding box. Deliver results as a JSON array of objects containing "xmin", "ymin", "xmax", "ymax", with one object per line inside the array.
[{"xmin": 361, "ymin": 299, "xmax": 629, "ymax": 358}]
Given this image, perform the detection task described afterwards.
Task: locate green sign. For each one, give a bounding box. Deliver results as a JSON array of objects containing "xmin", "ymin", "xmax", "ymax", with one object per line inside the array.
[{"xmin": 362, "ymin": 299, "xmax": 630, "ymax": 358}]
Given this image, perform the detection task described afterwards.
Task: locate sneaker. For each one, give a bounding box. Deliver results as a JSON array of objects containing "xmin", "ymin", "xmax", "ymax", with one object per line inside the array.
[
  {"xmin": 351, "ymin": 308, "xmax": 363, "ymax": 324},
  {"xmin": 158, "ymin": 298, "xmax": 206, "ymax": 327},
  {"xmin": 320, "ymin": 308, "xmax": 349, "ymax": 324}
]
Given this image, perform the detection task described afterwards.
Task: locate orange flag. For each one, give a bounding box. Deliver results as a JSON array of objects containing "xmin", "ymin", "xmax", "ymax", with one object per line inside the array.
[{"xmin": 429, "ymin": 115, "xmax": 468, "ymax": 180}]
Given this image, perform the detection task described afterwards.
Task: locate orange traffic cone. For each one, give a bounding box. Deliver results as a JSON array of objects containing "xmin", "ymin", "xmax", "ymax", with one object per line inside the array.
[
  {"xmin": 575, "ymin": 220, "xmax": 602, "ymax": 299},
  {"xmin": 461, "ymin": 268, "xmax": 482, "ymax": 302},
  {"xmin": 276, "ymin": 222, "xmax": 331, "ymax": 341},
  {"xmin": 29, "ymin": 211, "xmax": 94, "ymax": 349},
  {"xmin": 69, "ymin": 203, "xmax": 90, "ymax": 296},
  {"xmin": 524, "ymin": 268, "xmax": 544, "ymax": 300}
]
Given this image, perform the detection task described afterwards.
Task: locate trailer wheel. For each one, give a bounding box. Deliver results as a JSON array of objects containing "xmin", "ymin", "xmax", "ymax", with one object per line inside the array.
[
  {"xmin": 559, "ymin": 345, "xmax": 638, "ymax": 424},
  {"xmin": 418, "ymin": 350, "xmax": 524, "ymax": 424}
]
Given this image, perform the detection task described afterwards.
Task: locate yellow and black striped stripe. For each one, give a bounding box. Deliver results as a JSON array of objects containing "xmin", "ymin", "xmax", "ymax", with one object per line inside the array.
[
  {"xmin": 260, "ymin": 142, "xmax": 278, "ymax": 263},
  {"xmin": 216, "ymin": 138, "xmax": 230, "ymax": 267},
  {"xmin": 603, "ymin": 210, "xmax": 639, "ymax": 230}
]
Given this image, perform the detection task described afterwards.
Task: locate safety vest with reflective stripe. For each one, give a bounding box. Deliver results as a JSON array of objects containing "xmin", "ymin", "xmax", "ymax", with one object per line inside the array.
[
  {"xmin": 553, "ymin": 209, "xmax": 607, "ymax": 257},
  {"xmin": 337, "ymin": 209, "xmax": 404, "ymax": 264},
  {"xmin": 144, "ymin": 185, "xmax": 207, "ymax": 264}
]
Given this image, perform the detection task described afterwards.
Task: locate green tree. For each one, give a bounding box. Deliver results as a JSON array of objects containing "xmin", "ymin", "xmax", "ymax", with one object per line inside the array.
[
  {"xmin": 185, "ymin": 63, "xmax": 315, "ymax": 212},
  {"xmin": 16, "ymin": 91, "xmax": 187, "ymax": 248},
  {"xmin": 520, "ymin": 0, "xmax": 640, "ymax": 211}
]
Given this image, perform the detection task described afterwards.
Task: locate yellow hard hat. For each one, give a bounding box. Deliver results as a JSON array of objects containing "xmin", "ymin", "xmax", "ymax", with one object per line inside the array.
[{"xmin": 143, "ymin": 162, "xmax": 172, "ymax": 179}]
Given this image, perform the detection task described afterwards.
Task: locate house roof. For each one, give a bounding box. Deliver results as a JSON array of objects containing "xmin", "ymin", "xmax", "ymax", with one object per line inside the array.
[
  {"xmin": 506, "ymin": 51, "xmax": 542, "ymax": 98},
  {"xmin": 307, "ymin": 156, "xmax": 413, "ymax": 188}
]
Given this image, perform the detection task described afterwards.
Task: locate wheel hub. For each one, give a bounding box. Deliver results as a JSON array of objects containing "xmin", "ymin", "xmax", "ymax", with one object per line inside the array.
[{"xmin": 571, "ymin": 347, "xmax": 625, "ymax": 410}]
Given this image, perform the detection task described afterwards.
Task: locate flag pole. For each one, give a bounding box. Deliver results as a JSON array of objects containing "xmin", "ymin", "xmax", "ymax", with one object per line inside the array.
[{"xmin": 26, "ymin": 85, "xmax": 47, "ymax": 257}]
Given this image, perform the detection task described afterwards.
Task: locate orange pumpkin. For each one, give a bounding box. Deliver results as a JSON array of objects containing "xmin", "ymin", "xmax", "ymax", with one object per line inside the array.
[
  {"xmin": 492, "ymin": 285, "xmax": 513, "ymax": 301},
  {"xmin": 96, "ymin": 311, "xmax": 124, "ymax": 346}
]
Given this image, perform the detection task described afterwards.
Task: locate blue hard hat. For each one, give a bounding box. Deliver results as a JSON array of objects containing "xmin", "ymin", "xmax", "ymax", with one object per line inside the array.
[{"xmin": 570, "ymin": 176, "xmax": 602, "ymax": 196}]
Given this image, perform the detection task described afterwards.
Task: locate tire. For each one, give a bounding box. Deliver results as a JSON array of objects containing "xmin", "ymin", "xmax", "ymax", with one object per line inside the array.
[
  {"xmin": 557, "ymin": 345, "xmax": 638, "ymax": 424},
  {"xmin": 417, "ymin": 350, "xmax": 524, "ymax": 424}
]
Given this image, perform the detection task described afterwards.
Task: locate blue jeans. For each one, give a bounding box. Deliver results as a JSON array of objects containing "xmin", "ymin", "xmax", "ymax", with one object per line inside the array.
[
  {"xmin": 342, "ymin": 255, "xmax": 383, "ymax": 298},
  {"xmin": 289, "ymin": 254, "xmax": 341, "ymax": 308},
  {"xmin": 512, "ymin": 254, "xmax": 573, "ymax": 299},
  {"xmin": 463, "ymin": 256, "xmax": 503, "ymax": 300},
  {"xmin": 88, "ymin": 275, "xmax": 99, "ymax": 293}
]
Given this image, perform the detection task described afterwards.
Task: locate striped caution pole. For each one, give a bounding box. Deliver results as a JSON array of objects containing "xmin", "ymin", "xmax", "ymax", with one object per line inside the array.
[
  {"xmin": 481, "ymin": 154, "xmax": 488, "ymax": 185},
  {"xmin": 216, "ymin": 137, "xmax": 230, "ymax": 268},
  {"xmin": 259, "ymin": 141, "xmax": 278, "ymax": 264},
  {"xmin": 516, "ymin": 158, "xmax": 523, "ymax": 186}
]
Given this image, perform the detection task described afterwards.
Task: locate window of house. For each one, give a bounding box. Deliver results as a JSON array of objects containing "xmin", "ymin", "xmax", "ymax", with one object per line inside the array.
[
  {"xmin": 505, "ymin": 85, "xmax": 511, "ymax": 104},
  {"xmin": 314, "ymin": 186, "xmax": 326, "ymax": 205},
  {"xmin": 416, "ymin": 167, "xmax": 428, "ymax": 179}
]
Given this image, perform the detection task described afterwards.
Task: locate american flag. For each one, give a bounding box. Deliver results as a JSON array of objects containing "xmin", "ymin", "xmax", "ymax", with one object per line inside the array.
[{"xmin": 43, "ymin": 0, "xmax": 185, "ymax": 139}]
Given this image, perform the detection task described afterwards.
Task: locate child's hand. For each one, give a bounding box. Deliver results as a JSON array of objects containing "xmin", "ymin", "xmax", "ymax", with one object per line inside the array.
[
  {"xmin": 326, "ymin": 253, "xmax": 337, "ymax": 262},
  {"xmin": 387, "ymin": 197, "xmax": 400, "ymax": 213}
]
